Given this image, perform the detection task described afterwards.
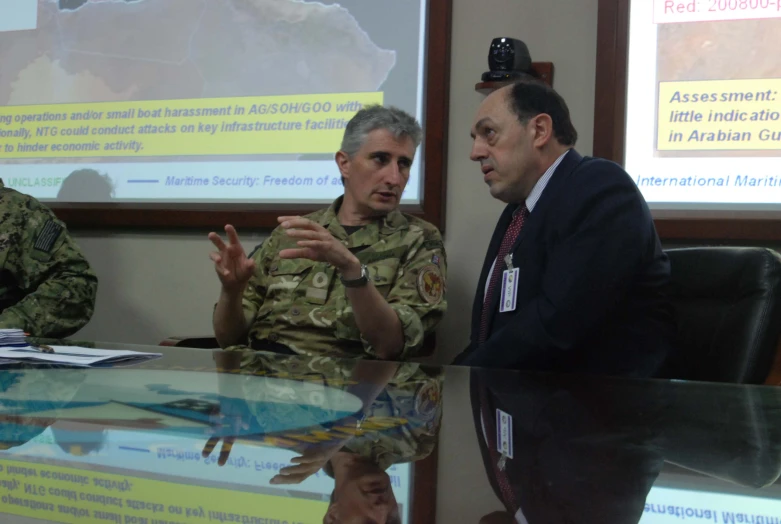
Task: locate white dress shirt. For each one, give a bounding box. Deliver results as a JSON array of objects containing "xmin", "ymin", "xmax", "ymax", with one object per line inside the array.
[{"xmin": 483, "ymin": 149, "xmax": 571, "ymax": 300}]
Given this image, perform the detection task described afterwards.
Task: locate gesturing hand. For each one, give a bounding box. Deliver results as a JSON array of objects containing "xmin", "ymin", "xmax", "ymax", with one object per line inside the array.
[
  {"xmin": 277, "ymin": 216, "xmax": 359, "ymax": 275},
  {"xmin": 270, "ymin": 439, "xmax": 347, "ymax": 485},
  {"xmin": 208, "ymin": 225, "xmax": 256, "ymax": 293},
  {"xmin": 201, "ymin": 400, "xmax": 250, "ymax": 467}
]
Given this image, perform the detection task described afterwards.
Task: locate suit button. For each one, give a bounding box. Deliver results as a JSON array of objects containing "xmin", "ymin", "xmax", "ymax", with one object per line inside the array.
[
  {"xmin": 291, "ymin": 308, "xmax": 300, "ymax": 316},
  {"xmin": 268, "ymin": 333, "xmax": 279, "ymax": 342}
]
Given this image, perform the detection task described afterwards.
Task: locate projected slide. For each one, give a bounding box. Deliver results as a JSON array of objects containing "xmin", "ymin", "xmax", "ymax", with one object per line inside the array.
[
  {"xmin": 625, "ymin": 0, "xmax": 781, "ymax": 209},
  {"xmin": 0, "ymin": 0, "xmax": 427, "ymax": 204},
  {"xmin": 0, "ymin": 433, "xmax": 414, "ymax": 523},
  {"xmin": 640, "ymin": 485, "xmax": 781, "ymax": 523}
]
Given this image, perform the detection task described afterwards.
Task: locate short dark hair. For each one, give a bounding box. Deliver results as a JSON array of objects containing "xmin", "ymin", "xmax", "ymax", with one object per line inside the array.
[{"xmin": 506, "ymin": 80, "xmax": 578, "ymax": 146}]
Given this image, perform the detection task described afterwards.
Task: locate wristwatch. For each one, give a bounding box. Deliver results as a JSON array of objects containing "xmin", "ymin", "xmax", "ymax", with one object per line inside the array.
[{"xmin": 340, "ymin": 264, "xmax": 369, "ymax": 287}]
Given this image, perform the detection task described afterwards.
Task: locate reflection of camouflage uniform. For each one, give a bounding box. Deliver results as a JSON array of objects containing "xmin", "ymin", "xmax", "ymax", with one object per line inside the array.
[
  {"xmin": 238, "ymin": 196, "xmax": 447, "ymax": 359},
  {"xmin": 0, "ymin": 180, "xmax": 97, "ymax": 337},
  {"xmin": 341, "ymin": 363, "xmax": 443, "ymax": 470},
  {"xmin": 237, "ymin": 353, "xmax": 443, "ymax": 469}
]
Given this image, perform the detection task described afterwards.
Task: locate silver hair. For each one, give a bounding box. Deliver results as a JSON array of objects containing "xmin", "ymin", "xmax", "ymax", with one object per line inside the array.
[{"xmin": 339, "ymin": 104, "xmax": 423, "ymax": 157}]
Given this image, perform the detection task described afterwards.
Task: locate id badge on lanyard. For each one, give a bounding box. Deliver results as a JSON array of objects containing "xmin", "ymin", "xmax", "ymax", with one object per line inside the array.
[{"xmin": 499, "ymin": 254, "xmax": 519, "ymax": 313}]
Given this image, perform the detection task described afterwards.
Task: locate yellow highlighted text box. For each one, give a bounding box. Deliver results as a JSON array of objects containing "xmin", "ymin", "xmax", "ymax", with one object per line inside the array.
[
  {"xmin": 0, "ymin": 458, "xmax": 325, "ymax": 523},
  {"xmin": 657, "ymin": 79, "xmax": 781, "ymax": 151},
  {"xmin": 0, "ymin": 92, "xmax": 382, "ymax": 159}
]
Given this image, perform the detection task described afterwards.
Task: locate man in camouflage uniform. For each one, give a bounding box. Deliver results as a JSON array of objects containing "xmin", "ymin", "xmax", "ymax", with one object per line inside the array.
[
  {"xmin": 209, "ymin": 105, "xmax": 447, "ymax": 360},
  {"xmin": 0, "ymin": 179, "xmax": 97, "ymax": 338}
]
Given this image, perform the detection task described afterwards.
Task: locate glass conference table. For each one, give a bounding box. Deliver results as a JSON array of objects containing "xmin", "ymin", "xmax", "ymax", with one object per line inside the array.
[{"xmin": 1, "ymin": 339, "xmax": 780, "ymax": 524}]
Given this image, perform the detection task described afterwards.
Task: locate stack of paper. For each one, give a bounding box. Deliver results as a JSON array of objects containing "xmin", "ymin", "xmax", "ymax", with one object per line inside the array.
[
  {"xmin": 0, "ymin": 328, "xmax": 27, "ymax": 348},
  {"xmin": 0, "ymin": 344, "xmax": 163, "ymax": 368}
]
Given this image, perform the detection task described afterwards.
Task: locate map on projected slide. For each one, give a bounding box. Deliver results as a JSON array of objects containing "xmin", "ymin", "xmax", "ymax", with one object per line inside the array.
[
  {"xmin": 0, "ymin": 0, "xmax": 396, "ymax": 106},
  {"xmin": 0, "ymin": 0, "xmax": 425, "ymax": 204}
]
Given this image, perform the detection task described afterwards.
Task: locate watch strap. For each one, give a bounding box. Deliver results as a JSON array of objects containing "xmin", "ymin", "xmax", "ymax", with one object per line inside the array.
[{"xmin": 340, "ymin": 264, "xmax": 369, "ymax": 287}]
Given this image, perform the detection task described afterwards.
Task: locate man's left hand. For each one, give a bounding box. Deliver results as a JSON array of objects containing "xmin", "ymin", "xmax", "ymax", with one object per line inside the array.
[{"xmin": 277, "ymin": 216, "xmax": 361, "ymax": 277}]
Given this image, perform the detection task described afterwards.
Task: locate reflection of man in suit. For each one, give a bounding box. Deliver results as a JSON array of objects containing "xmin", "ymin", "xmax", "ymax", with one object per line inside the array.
[
  {"xmin": 469, "ymin": 369, "xmax": 781, "ymax": 523},
  {"xmin": 457, "ymin": 80, "xmax": 676, "ymax": 377},
  {"xmin": 470, "ymin": 368, "xmax": 667, "ymax": 523}
]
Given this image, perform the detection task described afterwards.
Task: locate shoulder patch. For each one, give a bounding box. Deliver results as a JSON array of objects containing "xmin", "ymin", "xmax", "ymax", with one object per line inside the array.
[
  {"xmin": 33, "ymin": 220, "xmax": 63, "ymax": 253},
  {"xmin": 417, "ymin": 264, "xmax": 444, "ymax": 305},
  {"xmin": 415, "ymin": 380, "xmax": 441, "ymax": 420}
]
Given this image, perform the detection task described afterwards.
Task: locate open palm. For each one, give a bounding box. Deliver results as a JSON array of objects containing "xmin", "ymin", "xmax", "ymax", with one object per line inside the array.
[{"xmin": 208, "ymin": 225, "xmax": 256, "ymax": 293}]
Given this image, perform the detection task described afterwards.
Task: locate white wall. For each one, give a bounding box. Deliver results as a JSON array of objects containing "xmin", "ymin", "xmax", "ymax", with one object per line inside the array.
[{"xmin": 71, "ymin": 228, "xmax": 267, "ymax": 345}]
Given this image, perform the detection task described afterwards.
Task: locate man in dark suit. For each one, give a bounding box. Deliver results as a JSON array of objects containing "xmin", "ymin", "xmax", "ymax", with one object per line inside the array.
[{"xmin": 456, "ymin": 80, "xmax": 676, "ymax": 376}]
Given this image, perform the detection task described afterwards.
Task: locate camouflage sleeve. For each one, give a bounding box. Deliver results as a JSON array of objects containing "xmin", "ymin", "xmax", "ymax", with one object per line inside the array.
[
  {"xmin": 240, "ymin": 234, "xmax": 276, "ymax": 320},
  {"xmin": 385, "ymin": 227, "xmax": 447, "ymax": 360},
  {"xmin": 0, "ymin": 202, "xmax": 97, "ymax": 338}
]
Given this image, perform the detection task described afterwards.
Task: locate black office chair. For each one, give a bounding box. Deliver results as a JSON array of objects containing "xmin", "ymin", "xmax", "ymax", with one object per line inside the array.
[
  {"xmin": 664, "ymin": 246, "xmax": 781, "ymax": 384},
  {"xmin": 662, "ymin": 384, "xmax": 781, "ymax": 489}
]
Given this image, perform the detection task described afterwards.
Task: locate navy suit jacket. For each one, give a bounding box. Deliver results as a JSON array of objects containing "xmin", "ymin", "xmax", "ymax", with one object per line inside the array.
[{"xmin": 459, "ymin": 149, "xmax": 676, "ymax": 377}]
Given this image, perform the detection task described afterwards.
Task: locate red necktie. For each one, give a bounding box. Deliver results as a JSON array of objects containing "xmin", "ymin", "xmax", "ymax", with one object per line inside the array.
[
  {"xmin": 478, "ymin": 205, "xmax": 529, "ymax": 344},
  {"xmin": 479, "ymin": 385, "xmax": 519, "ymax": 513}
]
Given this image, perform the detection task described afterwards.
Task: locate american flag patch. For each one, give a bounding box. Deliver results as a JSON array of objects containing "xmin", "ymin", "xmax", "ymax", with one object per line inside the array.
[{"xmin": 33, "ymin": 220, "xmax": 63, "ymax": 253}]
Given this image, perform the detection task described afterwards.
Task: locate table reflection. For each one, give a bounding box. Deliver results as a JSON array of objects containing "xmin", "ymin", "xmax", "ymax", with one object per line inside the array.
[
  {"xmin": 458, "ymin": 369, "xmax": 781, "ymax": 524},
  {"xmin": 0, "ymin": 347, "xmax": 443, "ymax": 524},
  {"xmin": 3, "ymin": 340, "xmax": 781, "ymax": 524}
]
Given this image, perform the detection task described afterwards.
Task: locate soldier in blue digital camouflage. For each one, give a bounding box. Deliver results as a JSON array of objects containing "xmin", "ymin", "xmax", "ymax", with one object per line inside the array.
[
  {"xmin": 0, "ymin": 179, "xmax": 97, "ymax": 338},
  {"xmin": 208, "ymin": 105, "xmax": 447, "ymax": 360}
]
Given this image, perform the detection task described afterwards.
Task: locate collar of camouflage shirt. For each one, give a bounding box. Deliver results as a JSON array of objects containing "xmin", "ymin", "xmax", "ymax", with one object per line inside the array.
[{"xmin": 319, "ymin": 196, "xmax": 409, "ymax": 249}]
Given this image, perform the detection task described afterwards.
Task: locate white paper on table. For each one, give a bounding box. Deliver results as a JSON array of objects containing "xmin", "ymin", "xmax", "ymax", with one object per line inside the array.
[{"xmin": 0, "ymin": 345, "xmax": 162, "ymax": 367}]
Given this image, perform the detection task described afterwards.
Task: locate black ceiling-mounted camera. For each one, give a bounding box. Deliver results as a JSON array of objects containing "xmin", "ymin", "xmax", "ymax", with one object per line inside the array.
[{"xmin": 482, "ymin": 37, "xmax": 534, "ymax": 82}]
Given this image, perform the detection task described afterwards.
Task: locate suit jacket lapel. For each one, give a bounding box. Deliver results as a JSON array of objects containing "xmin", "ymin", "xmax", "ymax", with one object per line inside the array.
[
  {"xmin": 471, "ymin": 204, "xmax": 517, "ymax": 343},
  {"xmin": 483, "ymin": 149, "xmax": 585, "ymax": 333}
]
